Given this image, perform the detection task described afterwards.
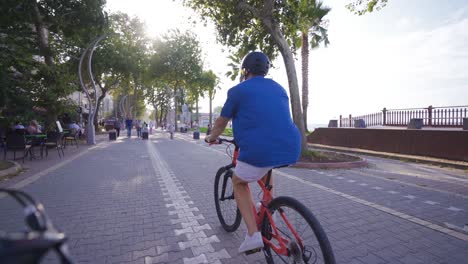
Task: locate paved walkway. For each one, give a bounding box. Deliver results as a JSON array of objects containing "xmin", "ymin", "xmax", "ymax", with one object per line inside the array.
[{"xmin": 0, "ymin": 130, "xmax": 467, "ymax": 263}]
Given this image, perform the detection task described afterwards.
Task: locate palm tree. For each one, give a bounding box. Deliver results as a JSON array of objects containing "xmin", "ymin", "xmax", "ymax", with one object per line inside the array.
[
  {"xmin": 197, "ymin": 70, "xmax": 219, "ymax": 126},
  {"xmin": 225, "ymin": 53, "xmax": 242, "ymax": 81},
  {"xmin": 297, "ymin": 0, "xmax": 330, "ymax": 132}
]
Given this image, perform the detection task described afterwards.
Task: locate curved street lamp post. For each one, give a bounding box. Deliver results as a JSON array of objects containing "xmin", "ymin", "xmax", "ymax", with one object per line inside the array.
[{"xmin": 78, "ymin": 35, "xmax": 107, "ymax": 145}]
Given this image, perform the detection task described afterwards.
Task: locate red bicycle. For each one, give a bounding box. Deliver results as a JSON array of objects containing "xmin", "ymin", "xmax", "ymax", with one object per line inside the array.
[{"xmin": 213, "ymin": 138, "xmax": 335, "ymax": 263}]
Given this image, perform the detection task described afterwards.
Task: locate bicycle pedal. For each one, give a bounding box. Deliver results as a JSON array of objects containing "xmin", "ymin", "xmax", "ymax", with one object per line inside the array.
[{"xmin": 244, "ymin": 248, "xmax": 262, "ymax": 255}]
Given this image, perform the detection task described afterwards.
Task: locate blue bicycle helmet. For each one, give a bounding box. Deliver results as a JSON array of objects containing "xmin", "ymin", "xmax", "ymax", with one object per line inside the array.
[{"xmin": 240, "ymin": 52, "xmax": 270, "ymax": 80}]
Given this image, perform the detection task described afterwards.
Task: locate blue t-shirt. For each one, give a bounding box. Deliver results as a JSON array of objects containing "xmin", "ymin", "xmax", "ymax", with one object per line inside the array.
[{"xmin": 220, "ymin": 76, "xmax": 301, "ymax": 167}]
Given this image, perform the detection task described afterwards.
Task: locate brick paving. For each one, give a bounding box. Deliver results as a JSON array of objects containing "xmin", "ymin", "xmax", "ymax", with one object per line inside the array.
[{"xmin": 0, "ymin": 131, "xmax": 467, "ymax": 263}]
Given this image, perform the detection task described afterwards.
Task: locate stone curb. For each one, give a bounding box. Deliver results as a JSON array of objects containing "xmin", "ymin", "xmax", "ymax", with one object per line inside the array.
[
  {"xmin": 291, "ymin": 159, "xmax": 368, "ymax": 169},
  {"xmin": 0, "ymin": 160, "xmax": 22, "ymax": 179}
]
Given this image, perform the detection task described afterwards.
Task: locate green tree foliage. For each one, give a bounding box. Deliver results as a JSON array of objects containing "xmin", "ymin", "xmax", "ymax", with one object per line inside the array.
[
  {"xmin": 0, "ymin": 0, "xmax": 107, "ymax": 127},
  {"xmin": 183, "ymin": 0, "xmax": 309, "ymax": 151},
  {"xmin": 199, "ymin": 70, "xmax": 219, "ymax": 125},
  {"xmin": 145, "ymin": 83, "xmax": 170, "ymax": 126},
  {"xmin": 346, "ymin": 0, "xmax": 388, "ymax": 15},
  {"xmin": 213, "ymin": 106, "xmax": 223, "ymax": 114},
  {"xmin": 225, "ymin": 46, "xmax": 251, "ymax": 82},
  {"xmin": 149, "ymin": 30, "xmax": 203, "ymax": 128},
  {"xmin": 90, "ymin": 12, "xmax": 150, "ymax": 127}
]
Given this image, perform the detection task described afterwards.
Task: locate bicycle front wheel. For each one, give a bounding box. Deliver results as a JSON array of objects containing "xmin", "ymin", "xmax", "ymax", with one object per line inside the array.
[
  {"xmin": 214, "ymin": 167, "xmax": 241, "ymax": 232},
  {"xmin": 261, "ymin": 196, "xmax": 335, "ymax": 264}
]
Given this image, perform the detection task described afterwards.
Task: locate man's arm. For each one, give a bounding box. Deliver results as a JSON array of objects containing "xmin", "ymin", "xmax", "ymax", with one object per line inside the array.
[{"xmin": 206, "ymin": 117, "xmax": 230, "ymax": 142}]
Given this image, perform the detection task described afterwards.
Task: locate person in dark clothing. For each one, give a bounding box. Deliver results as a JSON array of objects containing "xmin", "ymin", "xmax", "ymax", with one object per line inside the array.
[
  {"xmin": 114, "ymin": 119, "xmax": 121, "ymax": 137},
  {"xmin": 125, "ymin": 119, "xmax": 133, "ymax": 138}
]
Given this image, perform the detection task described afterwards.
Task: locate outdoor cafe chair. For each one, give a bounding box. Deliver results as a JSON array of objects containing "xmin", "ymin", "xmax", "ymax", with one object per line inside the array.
[
  {"xmin": 44, "ymin": 132, "xmax": 65, "ymax": 158},
  {"xmin": 3, "ymin": 133, "xmax": 32, "ymax": 163},
  {"xmin": 15, "ymin": 129, "xmax": 26, "ymax": 135},
  {"xmin": 28, "ymin": 135, "xmax": 47, "ymax": 159},
  {"xmin": 63, "ymin": 129, "xmax": 79, "ymax": 148}
]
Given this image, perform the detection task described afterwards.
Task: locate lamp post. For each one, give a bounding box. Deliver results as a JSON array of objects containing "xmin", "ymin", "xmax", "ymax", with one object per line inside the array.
[{"xmin": 78, "ymin": 35, "xmax": 107, "ymax": 144}]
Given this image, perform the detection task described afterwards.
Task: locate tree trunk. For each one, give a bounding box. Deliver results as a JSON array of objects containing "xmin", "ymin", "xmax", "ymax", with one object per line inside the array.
[
  {"xmin": 209, "ymin": 90, "xmax": 213, "ymax": 126},
  {"xmin": 154, "ymin": 107, "xmax": 158, "ymax": 128},
  {"xmin": 261, "ymin": 17, "xmax": 307, "ymax": 152},
  {"xmin": 196, "ymin": 96, "xmax": 199, "ymax": 123},
  {"xmin": 174, "ymin": 87, "xmax": 178, "ymax": 131},
  {"xmin": 301, "ymin": 32, "xmax": 309, "ymax": 133},
  {"xmin": 32, "ymin": 1, "xmax": 53, "ymax": 66},
  {"xmin": 159, "ymin": 105, "xmax": 164, "ymax": 126},
  {"xmin": 133, "ymin": 78, "xmax": 138, "ymax": 119},
  {"xmin": 94, "ymin": 88, "xmax": 107, "ymax": 132}
]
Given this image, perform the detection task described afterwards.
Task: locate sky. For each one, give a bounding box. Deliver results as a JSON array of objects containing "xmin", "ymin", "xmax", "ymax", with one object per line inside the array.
[{"xmin": 106, "ymin": 0, "xmax": 468, "ymax": 125}]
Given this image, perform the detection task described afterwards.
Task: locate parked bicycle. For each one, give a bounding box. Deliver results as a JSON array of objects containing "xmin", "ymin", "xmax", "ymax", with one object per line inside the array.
[
  {"xmin": 212, "ymin": 138, "xmax": 336, "ymax": 263},
  {"xmin": 0, "ymin": 188, "xmax": 73, "ymax": 264}
]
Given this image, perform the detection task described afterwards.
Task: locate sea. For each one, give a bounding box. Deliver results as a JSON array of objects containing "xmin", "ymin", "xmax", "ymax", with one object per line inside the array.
[{"xmin": 308, "ymin": 124, "xmax": 328, "ymax": 132}]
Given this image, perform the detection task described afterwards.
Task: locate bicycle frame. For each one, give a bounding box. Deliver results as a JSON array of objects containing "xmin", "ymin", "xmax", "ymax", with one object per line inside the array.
[{"xmin": 223, "ymin": 142, "xmax": 304, "ymax": 257}]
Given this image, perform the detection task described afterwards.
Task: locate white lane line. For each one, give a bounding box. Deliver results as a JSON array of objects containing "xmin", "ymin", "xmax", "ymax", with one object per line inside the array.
[
  {"xmin": 366, "ymin": 168, "xmax": 468, "ymax": 185},
  {"xmin": 336, "ymin": 176, "xmax": 344, "ymax": 180},
  {"xmin": 372, "ymin": 187, "xmax": 383, "ymax": 190},
  {"xmin": 347, "ymin": 180, "xmax": 356, "ymax": 183},
  {"xmin": 447, "ymin": 206, "xmax": 463, "ymax": 212},
  {"xmin": 175, "ymin": 134, "xmax": 468, "ymax": 243},
  {"xmin": 388, "ymin": 191, "xmax": 399, "ymax": 194},
  {"xmin": 359, "ymin": 183, "xmax": 368, "ymax": 186},
  {"xmin": 424, "ymin": 201, "xmax": 440, "ymax": 205},
  {"xmin": 354, "ymin": 170, "xmax": 468, "ymax": 200},
  {"xmin": 274, "ymin": 170, "xmax": 468, "ymax": 242},
  {"xmin": 0, "ymin": 140, "xmax": 110, "ymax": 199},
  {"xmin": 146, "ymin": 139, "xmax": 231, "ymax": 263},
  {"xmin": 403, "ymin": 195, "xmax": 417, "ymax": 199},
  {"xmin": 444, "ymin": 222, "xmax": 468, "ymax": 233}
]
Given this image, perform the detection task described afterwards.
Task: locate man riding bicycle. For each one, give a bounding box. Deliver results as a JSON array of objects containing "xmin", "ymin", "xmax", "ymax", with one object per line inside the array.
[{"xmin": 205, "ymin": 51, "xmax": 301, "ymax": 254}]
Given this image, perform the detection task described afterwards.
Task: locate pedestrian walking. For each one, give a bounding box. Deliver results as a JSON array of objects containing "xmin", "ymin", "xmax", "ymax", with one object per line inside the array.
[
  {"xmin": 125, "ymin": 118, "xmax": 133, "ymax": 138},
  {"xmin": 114, "ymin": 119, "xmax": 121, "ymax": 137},
  {"xmin": 149, "ymin": 120, "xmax": 154, "ymax": 134},
  {"xmin": 135, "ymin": 120, "xmax": 142, "ymax": 138}
]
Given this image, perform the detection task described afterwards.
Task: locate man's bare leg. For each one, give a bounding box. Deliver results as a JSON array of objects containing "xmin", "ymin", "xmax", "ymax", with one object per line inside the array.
[{"xmin": 232, "ymin": 174, "xmax": 257, "ymax": 235}]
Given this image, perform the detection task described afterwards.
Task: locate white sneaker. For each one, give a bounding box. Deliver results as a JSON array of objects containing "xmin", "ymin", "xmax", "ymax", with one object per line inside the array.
[{"xmin": 238, "ymin": 232, "xmax": 264, "ymax": 253}]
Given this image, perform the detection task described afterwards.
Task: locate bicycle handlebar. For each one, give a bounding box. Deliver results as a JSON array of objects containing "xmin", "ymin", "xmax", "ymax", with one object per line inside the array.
[
  {"xmin": 218, "ymin": 138, "xmax": 236, "ymax": 144},
  {"xmin": 206, "ymin": 137, "xmax": 237, "ymax": 146},
  {"xmin": 0, "ymin": 188, "xmax": 74, "ymax": 264}
]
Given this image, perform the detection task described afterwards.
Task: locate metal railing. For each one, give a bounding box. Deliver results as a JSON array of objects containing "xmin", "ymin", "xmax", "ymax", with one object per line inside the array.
[
  {"xmin": 340, "ymin": 112, "xmax": 382, "ymax": 128},
  {"xmin": 338, "ymin": 105, "xmax": 468, "ymax": 128}
]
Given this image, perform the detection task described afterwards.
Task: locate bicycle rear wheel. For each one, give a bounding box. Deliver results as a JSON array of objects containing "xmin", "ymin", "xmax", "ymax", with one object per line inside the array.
[
  {"xmin": 214, "ymin": 167, "xmax": 242, "ymax": 232},
  {"xmin": 261, "ymin": 196, "xmax": 335, "ymax": 264}
]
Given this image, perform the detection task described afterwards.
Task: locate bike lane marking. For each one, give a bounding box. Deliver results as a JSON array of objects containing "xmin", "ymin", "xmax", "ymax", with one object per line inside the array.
[
  {"xmin": 353, "ymin": 169, "xmax": 468, "ymax": 199},
  {"xmin": 146, "ymin": 140, "xmax": 231, "ymax": 264},
  {"xmin": 174, "ymin": 134, "xmax": 468, "ymax": 243},
  {"xmin": 0, "ymin": 140, "xmax": 111, "ymax": 199},
  {"xmin": 275, "ymin": 170, "xmax": 468, "ymax": 242}
]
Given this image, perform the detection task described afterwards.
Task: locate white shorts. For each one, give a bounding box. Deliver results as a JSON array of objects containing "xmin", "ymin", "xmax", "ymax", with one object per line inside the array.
[{"xmin": 234, "ymin": 161, "xmax": 274, "ymax": 183}]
